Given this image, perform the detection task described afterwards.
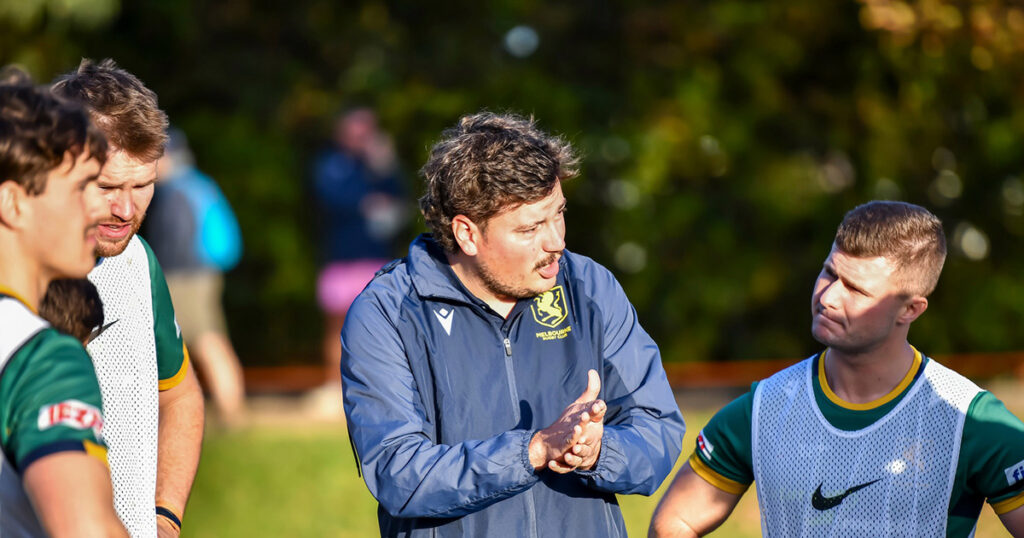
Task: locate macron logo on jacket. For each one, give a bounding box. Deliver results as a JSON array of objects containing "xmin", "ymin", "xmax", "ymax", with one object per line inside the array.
[{"xmin": 434, "ymin": 308, "xmax": 454, "ymax": 335}]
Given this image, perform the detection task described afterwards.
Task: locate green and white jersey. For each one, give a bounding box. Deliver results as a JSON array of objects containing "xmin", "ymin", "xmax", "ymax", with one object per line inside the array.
[
  {"xmin": 87, "ymin": 235, "xmax": 188, "ymax": 538},
  {"xmin": 692, "ymin": 348, "xmax": 1024, "ymax": 538},
  {"xmin": 0, "ymin": 294, "xmax": 108, "ymax": 537}
]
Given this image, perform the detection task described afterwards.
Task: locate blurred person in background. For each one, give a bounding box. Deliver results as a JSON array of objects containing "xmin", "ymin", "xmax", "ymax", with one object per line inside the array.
[
  {"xmin": 341, "ymin": 112, "xmax": 684, "ymax": 537},
  {"xmin": 147, "ymin": 129, "xmax": 246, "ymax": 428},
  {"xmin": 308, "ymin": 107, "xmax": 406, "ymax": 417},
  {"xmin": 0, "ymin": 70, "xmax": 127, "ymax": 537},
  {"xmin": 649, "ymin": 201, "xmax": 1024, "ymax": 537},
  {"xmin": 52, "ymin": 59, "xmax": 203, "ymax": 538}
]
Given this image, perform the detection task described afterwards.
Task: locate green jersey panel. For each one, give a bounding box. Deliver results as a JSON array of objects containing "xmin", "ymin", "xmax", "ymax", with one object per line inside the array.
[
  {"xmin": 693, "ymin": 350, "xmax": 1024, "ymax": 537},
  {"xmin": 1, "ymin": 328, "xmax": 106, "ymax": 470},
  {"xmin": 139, "ymin": 236, "xmax": 187, "ymax": 386}
]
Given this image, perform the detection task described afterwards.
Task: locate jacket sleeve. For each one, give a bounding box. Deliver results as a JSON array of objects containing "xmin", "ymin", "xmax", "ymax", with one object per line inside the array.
[
  {"xmin": 340, "ymin": 290, "xmax": 541, "ymax": 518},
  {"xmin": 574, "ymin": 263, "xmax": 686, "ymax": 495}
]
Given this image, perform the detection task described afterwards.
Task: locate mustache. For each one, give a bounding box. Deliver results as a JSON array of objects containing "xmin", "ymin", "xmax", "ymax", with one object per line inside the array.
[{"xmin": 534, "ymin": 253, "xmax": 561, "ymax": 270}]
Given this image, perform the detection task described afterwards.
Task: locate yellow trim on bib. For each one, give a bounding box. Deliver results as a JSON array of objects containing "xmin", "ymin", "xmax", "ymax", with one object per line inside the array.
[
  {"xmin": 83, "ymin": 440, "xmax": 108, "ymax": 466},
  {"xmin": 819, "ymin": 347, "xmax": 922, "ymax": 411},
  {"xmin": 158, "ymin": 343, "xmax": 190, "ymax": 391},
  {"xmin": 992, "ymin": 489, "xmax": 1024, "ymax": 515},
  {"xmin": 0, "ymin": 284, "xmax": 37, "ymax": 314},
  {"xmin": 688, "ymin": 452, "xmax": 749, "ymax": 495}
]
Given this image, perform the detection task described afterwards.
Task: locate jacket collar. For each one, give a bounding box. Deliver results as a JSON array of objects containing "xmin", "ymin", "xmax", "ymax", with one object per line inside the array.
[{"xmin": 406, "ymin": 234, "xmax": 483, "ymax": 305}]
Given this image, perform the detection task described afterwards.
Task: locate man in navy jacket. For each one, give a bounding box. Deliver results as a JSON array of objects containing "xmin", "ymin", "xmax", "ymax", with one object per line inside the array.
[{"xmin": 341, "ymin": 112, "xmax": 685, "ymax": 537}]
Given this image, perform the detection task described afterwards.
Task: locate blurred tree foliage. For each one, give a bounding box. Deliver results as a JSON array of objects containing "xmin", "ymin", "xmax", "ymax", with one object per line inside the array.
[{"xmin": 2, "ymin": 0, "xmax": 1023, "ymax": 364}]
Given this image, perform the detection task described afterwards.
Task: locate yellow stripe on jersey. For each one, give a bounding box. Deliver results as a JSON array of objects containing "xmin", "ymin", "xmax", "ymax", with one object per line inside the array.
[
  {"xmin": 83, "ymin": 440, "xmax": 108, "ymax": 467},
  {"xmin": 158, "ymin": 343, "xmax": 190, "ymax": 391},
  {"xmin": 992, "ymin": 489, "xmax": 1024, "ymax": 515},
  {"xmin": 819, "ymin": 347, "xmax": 922, "ymax": 411},
  {"xmin": 0, "ymin": 284, "xmax": 38, "ymax": 314},
  {"xmin": 689, "ymin": 452, "xmax": 749, "ymax": 495}
]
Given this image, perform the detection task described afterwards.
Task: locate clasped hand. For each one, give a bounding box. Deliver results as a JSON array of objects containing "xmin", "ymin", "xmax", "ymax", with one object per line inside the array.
[{"xmin": 528, "ymin": 369, "xmax": 607, "ymax": 474}]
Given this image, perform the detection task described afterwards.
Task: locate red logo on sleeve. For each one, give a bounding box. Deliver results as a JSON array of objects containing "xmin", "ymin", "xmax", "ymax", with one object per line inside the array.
[{"xmin": 37, "ymin": 400, "xmax": 104, "ymax": 439}]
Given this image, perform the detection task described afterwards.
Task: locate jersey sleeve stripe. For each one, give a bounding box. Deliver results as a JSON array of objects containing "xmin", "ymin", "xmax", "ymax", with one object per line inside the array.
[
  {"xmin": 83, "ymin": 440, "xmax": 108, "ymax": 467},
  {"xmin": 991, "ymin": 489, "xmax": 1024, "ymax": 515},
  {"xmin": 158, "ymin": 343, "xmax": 190, "ymax": 391},
  {"xmin": 689, "ymin": 452, "xmax": 749, "ymax": 495},
  {"xmin": 18, "ymin": 440, "xmax": 96, "ymax": 472}
]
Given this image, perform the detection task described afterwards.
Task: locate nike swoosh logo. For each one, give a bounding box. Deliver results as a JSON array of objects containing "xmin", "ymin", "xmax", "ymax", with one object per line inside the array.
[
  {"xmin": 811, "ymin": 478, "xmax": 881, "ymax": 511},
  {"xmin": 89, "ymin": 319, "xmax": 119, "ymax": 342}
]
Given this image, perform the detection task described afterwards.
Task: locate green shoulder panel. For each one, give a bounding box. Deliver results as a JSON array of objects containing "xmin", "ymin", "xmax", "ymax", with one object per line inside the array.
[
  {"xmin": 694, "ymin": 381, "xmax": 758, "ymax": 486},
  {"xmin": 960, "ymin": 391, "xmax": 1024, "ymax": 503},
  {"xmin": 0, "ymin": 329, "xmax": 106, "ymax": 469},
  {"xmin": 139, "ymin": 236, "xmax": 187, "ymax": 384}
]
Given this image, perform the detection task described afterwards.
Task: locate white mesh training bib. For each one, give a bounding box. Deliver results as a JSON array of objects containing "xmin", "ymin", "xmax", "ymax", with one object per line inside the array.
[
  {"xmin": 88, "ymin": 236, "xmax": 160, "ymax": 538},
  {"xmin": 752, "ymin": 357, "xmax": 982, "ymax": 538},
  {"xmin": 0, "ymin": 299, "xmax": 50, "ymax": 537}
]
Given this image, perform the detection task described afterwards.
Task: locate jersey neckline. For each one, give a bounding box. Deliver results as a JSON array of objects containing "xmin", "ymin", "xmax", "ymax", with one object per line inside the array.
[
  {"xmin": 817, "ymin": 346, "xmax": 922, "ymax": 411},
  {"xmin": 0, "ymin": 285, "xmax": 37, "ymax": 314}
]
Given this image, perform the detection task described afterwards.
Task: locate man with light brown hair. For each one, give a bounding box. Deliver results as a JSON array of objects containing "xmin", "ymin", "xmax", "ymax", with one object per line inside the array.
[
  {"xmin": 52, "ymin": 59, "xmax": 203, "ymax": 538},
  {"xmin": 650, "ymin": 201, "xmax": 1024, "ymax": 537}
]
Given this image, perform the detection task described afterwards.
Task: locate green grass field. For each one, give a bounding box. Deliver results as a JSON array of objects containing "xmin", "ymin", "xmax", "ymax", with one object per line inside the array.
[{"xmin": 183, "ymin": 405, "xmax": 1014, "ymax": 537}]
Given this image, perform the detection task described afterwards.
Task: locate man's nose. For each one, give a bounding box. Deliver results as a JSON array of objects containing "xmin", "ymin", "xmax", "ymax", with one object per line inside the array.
[
  {"xmin": 543, "ymin": 223, "xmax": 565, "ymax": 252},
  {"xmin": 108, "ymin": 189, "xmax": 134, "ymax": 220},
  {"xmin": 819, "ymin": 280, "xmax": 843, "ymax": 309}
]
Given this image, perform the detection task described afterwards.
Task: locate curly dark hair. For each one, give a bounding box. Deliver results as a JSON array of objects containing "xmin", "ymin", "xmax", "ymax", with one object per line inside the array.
[
  {"xmin": 835, "ymin": 201, "xmax": 947, "ymax": 297},
  {"xmin": 0, "ymin": 69, "xmax": 107, "ymax": 195},
  {"xmin": 40, "ymin": 278, "xmax": 105, "ymax": 344},
  {"xmin": 419, "ymin": 112, "xmax": 579, "ymax": 253},
  {"xmin": 51, "ymin": 58, "xmax": 167, "ymax": 162}
]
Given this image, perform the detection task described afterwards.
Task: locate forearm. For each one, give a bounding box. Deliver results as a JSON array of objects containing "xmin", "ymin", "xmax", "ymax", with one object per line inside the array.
[
  {"xmin": 578, "ymin": 410, "xmax": 685, "ymax": 495},
  {"xmin": 156, "ymin": 368, "xmax": 204, "ymax": 520},
  {"xmin": 357, "ymin": 426, "xmax": 539, "ymax": 518}
]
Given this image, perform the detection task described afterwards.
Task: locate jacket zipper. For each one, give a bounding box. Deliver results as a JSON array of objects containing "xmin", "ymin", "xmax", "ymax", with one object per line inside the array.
[{"xmin": 498, "ymin": 324, "xmax": 537, "ymax": 538}]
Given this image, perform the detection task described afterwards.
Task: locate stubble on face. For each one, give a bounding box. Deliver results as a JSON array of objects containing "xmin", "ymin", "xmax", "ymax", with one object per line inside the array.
[
  {"xmin": 476, "ymin": 252, "xmax": 560, "ymax": 301},
  {"xmin": 94, "ymin": 213, "xmax": 144, "ymax": 257},
  {"xmin": 94, "ymin": 149, "xmax": 155, "ymax": 258}
]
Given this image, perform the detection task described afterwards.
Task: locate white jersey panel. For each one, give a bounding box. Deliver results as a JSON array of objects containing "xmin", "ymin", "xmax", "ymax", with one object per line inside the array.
[
  {"xmin": 0, "ymin": 298, "xmax": 51, "ymax": 537},
  {"xmin": 751, "ymin": 357, "xmax": 981, "ymax": 538},
  {"xmin": 88, "ymin": 236, "xmax": 160, "ymax": 538}
]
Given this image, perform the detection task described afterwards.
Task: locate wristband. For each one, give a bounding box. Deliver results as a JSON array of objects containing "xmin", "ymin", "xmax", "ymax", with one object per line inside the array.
[{"xmin": 156, "ymin": 504, "xmax": 182, "ymax": 531}]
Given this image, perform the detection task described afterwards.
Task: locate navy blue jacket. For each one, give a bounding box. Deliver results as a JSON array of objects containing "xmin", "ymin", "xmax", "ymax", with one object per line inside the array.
[{"xmin": 341, "ymin": 235, "xmax": 685, "ymax": 537}]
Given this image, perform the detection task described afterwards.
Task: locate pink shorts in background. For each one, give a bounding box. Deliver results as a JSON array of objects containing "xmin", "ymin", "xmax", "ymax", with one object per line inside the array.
[{"xmin": 317, "ymin": 259, "xmax": 390, "ymax": 315}]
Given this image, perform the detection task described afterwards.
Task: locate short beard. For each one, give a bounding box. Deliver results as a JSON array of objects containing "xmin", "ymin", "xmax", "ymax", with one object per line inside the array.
[
  {"xmin": 95, "ymin": 216, "xmax": 143, "ymax": 258},
  {"xmin": 476, "ymin": 254, "xmax": 560, "ymax": 301}
]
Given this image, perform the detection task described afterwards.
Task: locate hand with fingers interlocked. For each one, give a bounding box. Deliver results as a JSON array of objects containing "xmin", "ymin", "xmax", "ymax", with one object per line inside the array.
[{"xmin": 528, "ymin": 369, "xmax": 606, "ymax": 473}]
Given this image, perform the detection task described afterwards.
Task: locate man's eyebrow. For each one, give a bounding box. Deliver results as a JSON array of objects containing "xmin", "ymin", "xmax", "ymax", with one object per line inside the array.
[{"xmin": 823, "ymin": 260, "xmax": 866, "ymax": 289}]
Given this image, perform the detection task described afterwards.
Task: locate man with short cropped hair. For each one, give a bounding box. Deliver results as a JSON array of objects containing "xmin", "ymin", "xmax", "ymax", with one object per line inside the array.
[
  {"xmin": 342, "ymin": 112, "xmax": 685, "ymax": 537},
  {"xmin": 0, "ymin": 74, "xmax": 127, "ymax": 537},
  {"xmin": 52, "ymin": 59, "xmax": 203, "ymax": 538},
  {"xmin": 649, "ymin": 201, "xmax": 1024, "ymax": 537}
]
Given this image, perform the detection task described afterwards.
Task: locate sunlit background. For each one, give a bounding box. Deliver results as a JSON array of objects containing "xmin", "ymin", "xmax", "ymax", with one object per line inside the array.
[{"xmin": 3, "ymin": 1, "xmax": 1023, "ymax": 535}]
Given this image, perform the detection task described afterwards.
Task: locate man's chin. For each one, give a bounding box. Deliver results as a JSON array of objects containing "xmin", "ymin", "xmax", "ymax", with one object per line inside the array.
[{"xmin": 95, "ymin": 235, "xmax": 133, "ymax": 258}]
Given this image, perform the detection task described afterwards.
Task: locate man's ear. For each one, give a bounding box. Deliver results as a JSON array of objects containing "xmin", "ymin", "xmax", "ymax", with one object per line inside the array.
[
  {"xmin": 0, "ymin": 181, "xmax": 26, "ymax": 229},
  {"xmin": 897, "ymin": 295, "xmax": 928, "ymax": 325},
  {"xmin": 451, "ymin": 215, "xmax": 481, "ymax": 256}
]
